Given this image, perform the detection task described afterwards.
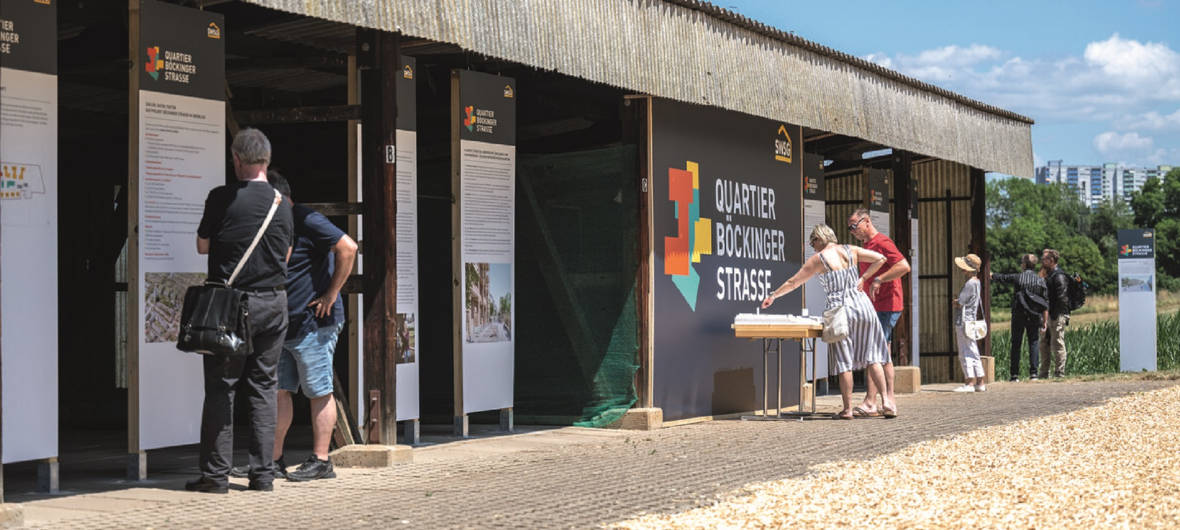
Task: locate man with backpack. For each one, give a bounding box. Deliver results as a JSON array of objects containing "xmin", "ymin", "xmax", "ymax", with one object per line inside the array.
[
  {"xmin": 991, "ymin": 254, "xmax": 1048, "ymax": 381},
  {"xmin": 1039, "ymin": 248, "xmax": 1071, "ymax": 378}
]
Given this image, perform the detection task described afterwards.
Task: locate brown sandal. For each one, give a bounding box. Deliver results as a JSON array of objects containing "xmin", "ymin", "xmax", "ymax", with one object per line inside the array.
[
  {"xmin": 831, "ymin": 411, "xmax": 854, "ymax": 420},
  {"xmin": 881, "ymin": 406, "xmax": 898, "ymax": 419},
  {"xmin": 852, "ymin": 406, "xmax": 879, "ymax": 418}
]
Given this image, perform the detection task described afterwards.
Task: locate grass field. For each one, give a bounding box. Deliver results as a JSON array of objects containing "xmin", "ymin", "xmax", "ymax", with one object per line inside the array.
[
  {"xmin": 991, "ymin": 290, "xmax": 1180, "ymax": 332},
  {"xmin": 990, "ymin": 306, "xmax": 1180, "ymax": 381}
]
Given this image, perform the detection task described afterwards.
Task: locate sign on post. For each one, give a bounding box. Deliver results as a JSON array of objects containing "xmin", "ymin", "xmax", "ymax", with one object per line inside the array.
[
  {"xmin": 452, "ymin": 70, "xmax": 516, "ymax": 426},
  {"xmin": 133, "ymin": 0, "xmax": 225, "ymax": 451},
  {"xmin": 1, "ymin": 0, "xmax": 59, "ymax": 465},
  {"xmin": 1118, "ymin": 229, "xmax": 1156, "ymax": 372}
]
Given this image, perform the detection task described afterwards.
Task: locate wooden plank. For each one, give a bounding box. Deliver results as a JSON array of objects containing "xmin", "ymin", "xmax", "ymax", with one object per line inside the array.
[
  {"xmin": 346, "ymin": 54, "xmax": 361, "ymax": 438},
  {"xmin": 235, "ymin": 104, "xmax": 361, "ymax": 126},
  {"xmin": 637, "ymin": 96, "xmax": 655, "ymax": 409},
  {"xmin": 303, "ymin": 201, "xmax": 363, "ymax": 217},
  {"xmin": 126, "ymin": 0, "xmax": 142, "ymax": 460},
  {"xmin": 451, "ymin": 70, "xmax": 465, "ymax": 423},
  {"xmin": 969, "ymin": 167, "xmax": 991, "ymax": 356},
  {"xmin": 892, "ymin": 151, "xmax": 914, "ymax": 365},
  {"xmin": 358, "ymin": 29, "xmax": 399, "ymax": 446}
]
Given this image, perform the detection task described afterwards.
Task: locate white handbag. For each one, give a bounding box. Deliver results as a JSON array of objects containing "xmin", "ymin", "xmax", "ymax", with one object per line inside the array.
[
  {"xmin": 963, "ymin": 308, "xmax": 988, "ymax": 340},
  {"xmin": 822, "ymin": 305, "xmax": 849, "ymax": 343}
]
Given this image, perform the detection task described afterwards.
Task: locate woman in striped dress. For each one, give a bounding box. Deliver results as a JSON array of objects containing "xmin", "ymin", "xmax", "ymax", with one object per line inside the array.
[{"xmin": 761, "ymin": 224, "xmax": 896, "ymax": 419}]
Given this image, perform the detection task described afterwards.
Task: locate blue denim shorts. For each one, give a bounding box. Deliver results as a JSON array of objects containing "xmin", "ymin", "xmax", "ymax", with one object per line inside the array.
[
  {"xmin": 876, "ymin": 311, "xmax": 903, "ymax": 343},
  {"xmin": 278, "ymin": 322, "xmax": 343, "ymax": 399}
]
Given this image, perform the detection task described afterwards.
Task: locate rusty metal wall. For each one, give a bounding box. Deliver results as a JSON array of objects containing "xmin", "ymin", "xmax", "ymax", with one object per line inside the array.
[{"xmin": 242, "ymin": 0, "xmax": 1034, "ymax": 177}]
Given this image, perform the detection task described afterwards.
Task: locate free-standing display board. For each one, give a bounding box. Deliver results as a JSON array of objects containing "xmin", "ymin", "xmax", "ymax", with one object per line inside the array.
[
  {"xmin": 868, "ymin": 169, "xmax": 889, "ymax": 237},
  {"xmin": 395, "ymin": 57, "xmax": 419, "ymax": 421},
  {"xmin": 1, "ymin": 0, "xmax": 58, "ymax": 464},
  {"xmin": 131, "ymin": 0, "xmax": 225, "ymax": 451},
  {"xmin": 651, "ymin": 98, "xmax": 802, "ymax": 421},
  {"xmin": 801, "ymin": 153, "xmax": 828, "ymax": 380},
  {"xmin": 451, "ymin": 70, "xmax": 516, "ymax": 422},
  {"xmin": 1118, "ymin": 229, "xmax": 1156, "ymax": 372}
]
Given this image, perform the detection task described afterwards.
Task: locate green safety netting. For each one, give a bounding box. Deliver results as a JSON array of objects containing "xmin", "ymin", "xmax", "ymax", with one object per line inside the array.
[{"xmin": 515, "ymin": 145, "xmax": 640, "ymax": 428}]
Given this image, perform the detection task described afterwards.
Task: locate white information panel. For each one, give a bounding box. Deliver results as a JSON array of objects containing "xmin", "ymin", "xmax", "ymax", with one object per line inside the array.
[
  {"xmin": 1118, "ymin": 229, "xmax": 1156, "ymax": 372},
  {"xmin": 458, "ymin": 138, "xmax": 516, "ymax": 414},
  {"xmin": 136, "ymin": 90, "xmax": 224, "ymax": 449},
  {"xmin": 454, "ymin": 70, "xmax": 516, "ymax": 415},
  {"xmin": 134, "ymin": 0, "xmax": 226, "ymax": 450},
  {"xmin": 1, "ymin": 0, "xmax": 59, "ymax": 461},
  {"xmin": 395, "ymin": 128, "xmax": 420, "ymax": 421}
]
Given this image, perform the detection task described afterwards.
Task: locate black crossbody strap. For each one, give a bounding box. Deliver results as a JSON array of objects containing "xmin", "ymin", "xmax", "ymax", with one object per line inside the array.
[{"xmin": 227, "ymin": 188, "xmax": 282, "ymax": 287}]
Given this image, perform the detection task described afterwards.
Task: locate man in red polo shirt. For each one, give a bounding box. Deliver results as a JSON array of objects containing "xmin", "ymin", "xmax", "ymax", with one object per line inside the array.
[{"xmin": 847, "ymin": 208, "xmax": 910, "ymax": 417}]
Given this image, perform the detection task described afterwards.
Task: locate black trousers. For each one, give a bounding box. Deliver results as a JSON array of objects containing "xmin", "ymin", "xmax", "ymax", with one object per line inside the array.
[
  {"xmin": 199, "ymin": 290, "xmax": 288, "ymax": 486},
  {"xmin": 1009, "ymin": 311, "xmax": 1041, "ymax": 379}
]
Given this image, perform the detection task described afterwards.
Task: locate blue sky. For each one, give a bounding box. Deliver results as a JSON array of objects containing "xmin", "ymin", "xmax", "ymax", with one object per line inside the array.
[{"xmin": 725, "ymin": 0, "xmax": 1179, "ymax": 169}]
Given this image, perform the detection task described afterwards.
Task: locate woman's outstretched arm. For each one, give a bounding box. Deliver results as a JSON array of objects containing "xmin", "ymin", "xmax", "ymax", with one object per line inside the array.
[{"xmin": 762, "ymin": 253, "xmax": 825, "ymax": 308}]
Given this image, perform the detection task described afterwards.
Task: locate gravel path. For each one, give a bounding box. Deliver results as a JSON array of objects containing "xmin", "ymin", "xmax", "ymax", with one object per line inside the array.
[{"xmin": 615, "ymin": 382, "xmax": 1180, "ymax": 529}]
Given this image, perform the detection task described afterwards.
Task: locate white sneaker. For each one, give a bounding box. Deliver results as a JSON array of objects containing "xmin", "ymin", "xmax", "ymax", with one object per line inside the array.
[
  {"xmin": 975, "ymin": 385, "xmax": 987, "ymax": 392},
  {"xmin": 953, "ymin": 384, "xmax": 976, "ymax": 393}
]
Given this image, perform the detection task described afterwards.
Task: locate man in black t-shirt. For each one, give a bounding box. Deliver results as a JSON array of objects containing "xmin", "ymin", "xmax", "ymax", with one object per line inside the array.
[{"xmin": 186, "ymin": 128, "xmax": 294, "ymax": 494}]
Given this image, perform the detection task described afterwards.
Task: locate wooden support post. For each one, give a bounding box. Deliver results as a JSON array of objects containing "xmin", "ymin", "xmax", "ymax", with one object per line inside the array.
[
  {"xmin": 346, "ymin": 54, "xmax": 363, "ymax": 435},
  {"xmin": 892, "ymin": 151, "xmax": 914, "ymax": 365},
  {"xmin": 946, "ymin": 189, "xmax": 956, "ymax": 377},
  {"xmin": 358, "ymin": 29, "xmax": 399, "ymax": 446},
  {"xmin": 969, "ymin": 168, "xmax": 991, "ymax": 356},
  {"xmin": 628, "ymin": 96, "xmax": 655, "ymax": 409},
  {"xmin": 126, "ymin": 0, "xmax": 146, "ymax": 480},
  {"xmin": 450, "ymin": 71, "xmax": 465, "ymax": 437}
]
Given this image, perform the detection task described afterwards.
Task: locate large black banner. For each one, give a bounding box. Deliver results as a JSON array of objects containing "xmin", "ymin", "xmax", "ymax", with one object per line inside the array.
[
  {"xmin": 0, "ymin": 0, "xmax": 56, "ymax": 75},
  {"xmin": 138, "ymin": 0, "xmax": 224, "ymax": 100},
  {"xmin": 651, "ymin": 98, "xmax": 802, "ymax": 420}
]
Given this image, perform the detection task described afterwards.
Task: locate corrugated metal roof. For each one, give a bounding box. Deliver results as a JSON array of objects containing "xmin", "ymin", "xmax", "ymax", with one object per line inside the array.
[{"xmin": 240, "ymin": 0, "xmax": 1034, "ymax": 177}]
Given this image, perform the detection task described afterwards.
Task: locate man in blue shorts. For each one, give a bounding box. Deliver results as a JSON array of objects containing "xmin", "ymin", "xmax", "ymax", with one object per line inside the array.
[{"xmin": 233, "ymin": 171, "xmax": 357, "ymax": 481}]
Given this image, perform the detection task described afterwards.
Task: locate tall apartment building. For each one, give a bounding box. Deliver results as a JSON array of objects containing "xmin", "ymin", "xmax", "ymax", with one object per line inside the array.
[{"xmin": 1034, "ymin": 162, "xmax": 1174, "ymax": 208}]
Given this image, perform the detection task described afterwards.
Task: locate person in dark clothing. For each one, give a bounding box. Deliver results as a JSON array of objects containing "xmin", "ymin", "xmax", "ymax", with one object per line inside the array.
[
  {"xmin": 186, "ymin": 128, "xmax": 294, "ymax": 494},
  {"xmin": 991, "ymin": 253, "xmax": 1048, "ymax": 382},
  {"xmin": 1039, "ymin": 248, "xmax": 1071, "ymax": 379}
]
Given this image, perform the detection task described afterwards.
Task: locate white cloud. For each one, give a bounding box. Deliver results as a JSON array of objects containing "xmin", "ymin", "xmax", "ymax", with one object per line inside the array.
[
  {"xmin": 862, "ymin": 34, "xmax": 1180, "ymax": 122},
  {"xmin": 1120, "ymin": 108, "xmax": 1180, "ymax": 131},
  {"xmin": 1093, "ymin": 131, "xmax": 1153, "ymax": 156},
  {"xmin": 1084, "ymin": 34, "xmax": 1179, "ymax": 79}
]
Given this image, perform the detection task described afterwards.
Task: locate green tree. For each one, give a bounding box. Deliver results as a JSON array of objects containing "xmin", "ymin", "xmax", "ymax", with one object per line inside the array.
[{"xmin": 1130, "ymin": 177, "xmax": 1164, "ymax": 228}]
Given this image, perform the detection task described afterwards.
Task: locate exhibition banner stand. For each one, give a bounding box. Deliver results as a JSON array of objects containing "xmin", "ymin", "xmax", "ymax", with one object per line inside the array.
[
  {"xmin": 1118, "ymin": 229, "xmax": 1156, "ymax": 372},
  {"xmin": 868, "ymin": 169, "xmax": 889, "ymax": 237},
  {"xmin": 1, "ymin": 0, "xmax": 59, "ymax": 483},
  {"xmin": 394, "ymin": 57, "xmax": 420, "ymax": 435},
  {"xmin": 650, "ymin": 98, "xmax": 803, "ymax": 421},
  {"xmin": 128, "ymin": 0, "xmax": 225, "ymax": 478},
  {"xmin": 801, "ymin": 154, "xmax": 828, "ymax": 383},
  {"xmin": 451, "ymin": 70, "xmax": 516, "ymax": 436}
]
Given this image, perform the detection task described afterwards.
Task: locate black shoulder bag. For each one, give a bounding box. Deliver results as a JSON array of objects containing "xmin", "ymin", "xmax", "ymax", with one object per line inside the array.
[{"xmin": 177, "ymin": 189, "xmax": 282, "ymax": 356}]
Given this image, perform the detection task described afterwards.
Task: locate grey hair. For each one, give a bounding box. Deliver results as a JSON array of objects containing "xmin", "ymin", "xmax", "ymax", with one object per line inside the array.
[
  {"xmin": 232, "ymin": 128, "xmax": 271, "ymax": 165},
  {"xmin": 850, "ymin": 208, "xmax": 871, "ymax": 220},
  {"xmin": 809, "ymin": 224, "xmax": 839, "ymax": 246}
]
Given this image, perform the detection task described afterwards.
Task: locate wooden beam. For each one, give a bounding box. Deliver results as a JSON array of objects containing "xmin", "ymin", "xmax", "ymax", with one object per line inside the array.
[
  {"xmin": 358, "ymin": 29, "xmax": 399, "ymax": 446},
  {"xmin": 227, "ymin": 55, "xmax": 348, "ymax": 71},
  {"xmin": 126, "ymin": 0, "xmax": 144, "ymax": 477},
  {"xmin": 303, "ymin": 201, "xmax": 363, "ymax": 217},
  {"xmin": 234, "ymin": 104, "xmax": 361, "ymax": 126},
  {"xmin": 969, "ymin": 167, "xmax": 991, "ymax": 358},
  {"xmin": 892, "ymin": 151, "xmax": 914, "ymax": 365},
  {"xmin": 345, "ymin": 53, "xmax": 362, "ymax": 438}
]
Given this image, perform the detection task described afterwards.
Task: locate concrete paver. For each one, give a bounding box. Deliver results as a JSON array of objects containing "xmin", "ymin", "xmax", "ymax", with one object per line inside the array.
[{"xmin": 13, "ymin": 379, "xmax": 1176, "ymax": 529}]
